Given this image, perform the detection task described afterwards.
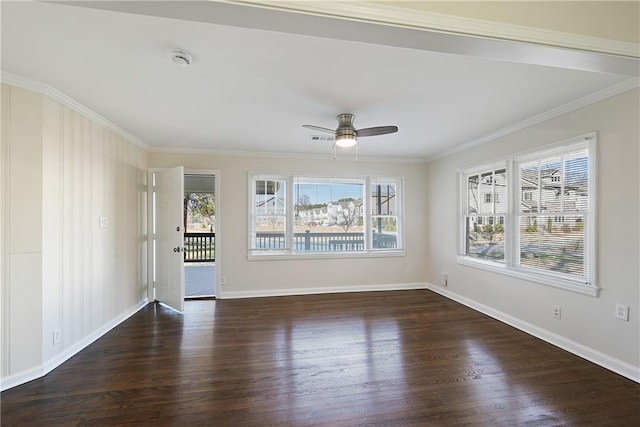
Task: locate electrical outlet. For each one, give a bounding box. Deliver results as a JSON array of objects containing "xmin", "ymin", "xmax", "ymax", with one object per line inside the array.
[
  {"xmin": 99, "ymin": 216, "xmax": 107, "ymax": 228},
  {"xmin": 615, "ymin": 304, "xmax": 629, "ymax": 321},
  {"xmin": 53, "ymin": 329, "xmax": 61, "ymax": 345},
  {"xmin": 404, "ymin": 268, "xmax": 412, "ymax": 278},
  {"xmin": 220, "ymin": 276, "xmax": 226, "ymax": 286},
  {"xmin": 553, "ymin": 306, "xmax": 561, "ymax": 319},
  {"xmin": 442, "ymin": 272, "xmax": 448, "ymax": 286}
]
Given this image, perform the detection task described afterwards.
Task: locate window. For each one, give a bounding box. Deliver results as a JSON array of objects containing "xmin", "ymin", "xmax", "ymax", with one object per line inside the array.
[
  {"xmin": 250, "ymin": 174, "xmax": 403, "ymax": 257},
  {"xmin": 252, "ymin": 177, "xmax": 287, "ymax": 250},
  {"xmin": 458, "ymin": 133, "xmax": 596, "ymax": 296},
  {"xmin": 371, "ymin": 179, "xmax": 400, "ymax": 249},
  {"xmin": 463, "ymin": 166, "xmax": 507, "ymax": 263}
]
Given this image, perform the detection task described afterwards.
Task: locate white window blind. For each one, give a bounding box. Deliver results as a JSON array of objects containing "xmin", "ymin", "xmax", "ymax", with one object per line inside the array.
[{"xmin": 516, "ymin": 143, "xmax": 590, "ymax": 281}]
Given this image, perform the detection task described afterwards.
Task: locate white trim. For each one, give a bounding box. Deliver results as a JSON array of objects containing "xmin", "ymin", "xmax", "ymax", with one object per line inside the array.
[
  {"xmin": 456, "ymin": 256, "xmax": 598, "ymax": 297},
  {"xmin": 0, "ymin": 72, "xmax": 150, "ymax": 151},
  {"xmin": 426, "ymin": 284, "xmax": 639, "ymax": 383},
  {"xmin": 239, "ymin": 1, "xmax": 640, "ymax": 58},
  {"xmin": 428, "ymin": 78, "xmax": 640, "ymax": 162},
  {"xmin": 219, "ymin": 282, "xmax": 427, "ymax": 299},
  {"xmin": 1, "ymin": 84, "xmax": 11, "ymax": 379},
  {"xmin": 0, "ymin": 299, "xmax": 148, "ymax": 392},
  {"xmin": 248, "ymin": 249, "xmax": 405, "ymax": 261},
  {"xmin": 151, "ymin": 145, "xmax": 423, "ymax": 164}
]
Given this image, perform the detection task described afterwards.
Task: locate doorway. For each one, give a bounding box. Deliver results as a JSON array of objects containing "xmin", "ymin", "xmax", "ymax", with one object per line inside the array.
[{"xmin": 183, "ymin": 173, "xmax": 216, "ymax": 299}]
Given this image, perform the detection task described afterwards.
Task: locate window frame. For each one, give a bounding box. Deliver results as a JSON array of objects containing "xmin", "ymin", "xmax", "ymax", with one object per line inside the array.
[
  {"xmin": 457, "ymin": 133, "xmax": 598, "ymax": 297},
  {"xmin": 249, "ymin": 173, "xmax": 405, "ymax": 260}
]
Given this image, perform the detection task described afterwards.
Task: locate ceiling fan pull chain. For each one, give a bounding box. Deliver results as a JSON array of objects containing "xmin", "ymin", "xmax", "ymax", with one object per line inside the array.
[{"xmin": 355, "ymin": 141, "xmax": 359, "ymax": 162}]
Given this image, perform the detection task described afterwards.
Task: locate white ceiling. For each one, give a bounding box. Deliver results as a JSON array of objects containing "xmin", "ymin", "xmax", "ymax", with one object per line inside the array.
[{"xmin": 1, "ymin": 1, "xmax": 637, "ymax": 161}]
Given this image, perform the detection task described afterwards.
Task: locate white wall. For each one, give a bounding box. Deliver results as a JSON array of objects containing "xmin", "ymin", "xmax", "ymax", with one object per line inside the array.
[
  {"xmin": 424, "ymin": 88, "xmax": 640, "ymax": 379},
  {"xmin": 150, "ymin": 153, "xmax": 429, "ymax": 297},
  {"xmin": 1, "ymin": 84, "xmax": 149, "ymax": 389}
]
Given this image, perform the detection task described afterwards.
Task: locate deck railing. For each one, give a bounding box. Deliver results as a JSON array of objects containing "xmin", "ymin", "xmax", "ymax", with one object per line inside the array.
[
  {"xmin": 254, "ymin": 231, "xmax": 397, "ymax": 251},
  {"xmin": 184, "ymin": 232, "xmax": 215, "ymax": 262},
  {"xmin": 184, "ymin": 231, "xmax": 396, "ymax": 260}
]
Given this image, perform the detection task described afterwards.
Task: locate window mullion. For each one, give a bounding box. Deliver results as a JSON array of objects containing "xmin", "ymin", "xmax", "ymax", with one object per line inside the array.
[
  {"xmin": 560, "ymin": 155, "xmax": 566, "ymax": 213},
  {"xmin": 286, "ymin": 175, "xmax": 294, "ymax": 252},
  {"xmin": 506, "ymin": 159, "xmax": 516, "ymax": 268},
  {"xmin": 364, "ymin": 176, "xmax": 371, "ymax": 251}
]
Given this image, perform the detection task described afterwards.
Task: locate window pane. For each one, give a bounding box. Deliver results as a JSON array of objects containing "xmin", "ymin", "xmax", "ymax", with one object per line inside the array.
[
  {"xmin": 520, "ymin": 161, "xmax": 539, "ymax": 213},
  {"xmin": 540, "ymin": 157, "xmax": 562, "ymax": 212},
  {"xmin": 293, "ymin": 181, "xmax": 364, "ymax": 252},
  {"xmin": 253, "ymin": 178, "xmax": 287, "ymax": 250},
  {"xmin": 519, "ymin": 215, "xmax": 585, "ymax": 277},
  {"xmin": 466, "ymin": 217, "xmax": 505, "ymax": 262},
  {"xmin": 253, "ymin": 217, "xmax": 286, "ymax": 249},
  {"xmin": 478, "ymin": 172, "xmax": 493, "ymax": 214},
  {"xmin": 371, "ymin": 183, "xmax": 396, "ymax": 215},
  {"xmin": 564, "ymin": 151, "xmax": 589, "ymax": 212},
  {"xmin": 467, "ymin": 175, "xmax": 479, "ymax": 214},
  {"xmin": 494, "ymin": 168, "xmax": 507, "ymax": 214},
  {"xmin": 255, "ymin": 179, "xmax": 286, "ymax": 215},
  {"xmin": 372, "ymin": 217, "xmax": 398, "ymax": 249}
]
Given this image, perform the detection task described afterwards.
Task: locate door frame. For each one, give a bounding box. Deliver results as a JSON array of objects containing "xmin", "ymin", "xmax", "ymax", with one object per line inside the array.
[{"xmin": 146, "ymin": 168, "xmax": 222, "ymax": 301}]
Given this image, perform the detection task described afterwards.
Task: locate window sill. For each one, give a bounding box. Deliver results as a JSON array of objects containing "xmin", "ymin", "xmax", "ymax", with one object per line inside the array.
[
  {"xmin": 456, "ymin": 256, "xmax": 599, "ymax": 297},
  {"xmin": 248, "ymin": 250, "xmax": 406, "ymax": 261}
]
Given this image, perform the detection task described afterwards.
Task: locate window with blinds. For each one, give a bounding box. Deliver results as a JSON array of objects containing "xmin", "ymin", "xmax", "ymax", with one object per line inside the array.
[
  {"xmin": 458, "ymin": 134, "xmax": 596, "ymax": 295},
  {"xmin": 516, "ymin": 145, "xmax": 590, "ymax": 280}
]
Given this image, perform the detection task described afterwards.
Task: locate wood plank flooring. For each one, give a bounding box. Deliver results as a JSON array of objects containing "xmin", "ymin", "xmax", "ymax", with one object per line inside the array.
[{"xmin": 2, "ymin": 290, "xmax": 638, "ymax": 426}]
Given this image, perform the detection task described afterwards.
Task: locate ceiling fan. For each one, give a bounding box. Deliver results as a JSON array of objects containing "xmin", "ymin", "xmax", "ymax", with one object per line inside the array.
[{"xmin": 303, "ymin": 113, "xmax": 398, "ymax": 148}]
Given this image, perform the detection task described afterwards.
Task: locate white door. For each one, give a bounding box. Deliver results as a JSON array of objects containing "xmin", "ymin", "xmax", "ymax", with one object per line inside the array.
[{"xmin": 154, "ymin": 166, "xmax": 185, "ymax": 312}]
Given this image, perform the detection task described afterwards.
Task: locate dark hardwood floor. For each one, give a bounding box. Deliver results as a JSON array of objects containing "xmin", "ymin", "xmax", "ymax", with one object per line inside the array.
[{"xmin": 2, "ymin": 290, "xmax": 638, "ymax": 426}]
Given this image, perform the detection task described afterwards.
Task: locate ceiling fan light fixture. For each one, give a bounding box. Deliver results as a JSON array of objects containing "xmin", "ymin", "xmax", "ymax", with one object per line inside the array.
[
  {"xmin": 335, "ymin": 134, "xmax": 357, "ymax": 148},
  {"xmin": 335, "ymin": 122, "xmax": 357, "ymax": 148}
]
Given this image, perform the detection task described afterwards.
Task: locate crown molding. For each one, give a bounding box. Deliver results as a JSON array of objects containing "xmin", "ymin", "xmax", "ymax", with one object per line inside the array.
[
  {"xmin": 231, "ymin": 1, "xmax": 639, "ymax": 58},
  {"xmin": 0, "ymin": 72, "xmax": 151, "ymax": 151},
  {"xmin": 426, "ymin": 77, "xmax": 640, "ymax": 162},
  {"xmin": 150, "ymin": 145, "xmax": 425, "ymax": 164}
]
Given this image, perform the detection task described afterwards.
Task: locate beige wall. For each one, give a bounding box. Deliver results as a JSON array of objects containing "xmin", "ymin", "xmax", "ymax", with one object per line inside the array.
[
  {"xmin": 424, "ymin": 88, "xmax": 640, "ymax": 374},
  {"xmin": 1, "ymin": 84, "xmax": 148, "ymax": 388},
  {"xmin": 150, "ymin": 153, "xmax": 429, "ymax": 297}
]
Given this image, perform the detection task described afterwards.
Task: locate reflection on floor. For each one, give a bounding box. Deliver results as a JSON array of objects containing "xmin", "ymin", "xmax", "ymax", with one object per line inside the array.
[{"xmin": 184, "ymin": 263, "xmax": 215, "ymax": 297}]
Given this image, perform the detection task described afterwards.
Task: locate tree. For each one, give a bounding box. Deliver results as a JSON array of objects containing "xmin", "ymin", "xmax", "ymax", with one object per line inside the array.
[
  {"xmin": 336, "ymin": 202, "xmax": 360, "ymax": 232},
  {"xmin": 184, "ymin": 192, "xmax": 215, "ymax": 231},
  {"xmin": 294, "ymin": 194, "xmax": 311, "ymax": 222}
]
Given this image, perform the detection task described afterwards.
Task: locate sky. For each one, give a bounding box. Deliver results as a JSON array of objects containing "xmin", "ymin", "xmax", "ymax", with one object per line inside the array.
[{"xmin": 294, "ymin": 182, "xmax": 364, "ymax": 205}]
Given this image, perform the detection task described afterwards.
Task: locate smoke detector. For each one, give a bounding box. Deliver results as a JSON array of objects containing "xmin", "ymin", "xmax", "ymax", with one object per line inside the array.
[{"xmin": 171, "ymin": 49, "xmax": 192, "ymax": 66}]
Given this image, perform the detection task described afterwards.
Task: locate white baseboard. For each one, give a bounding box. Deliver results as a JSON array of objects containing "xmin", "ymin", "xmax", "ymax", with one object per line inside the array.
[
  {"xmin": 426, "ymin": 283, "xmax": 640, "ymax": 383},
  {"xmin": 220, "ymin": 282, "xmax": 428, "ymax": 299},
  {"xmin": 1, "ymin": 299, "xmax": 149, "ymax": 391}
]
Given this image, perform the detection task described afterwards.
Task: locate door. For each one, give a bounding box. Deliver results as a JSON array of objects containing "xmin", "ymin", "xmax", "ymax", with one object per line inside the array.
[{"xmin": 154, "ymin": 166, "xmax": 185, "ymax": 312}]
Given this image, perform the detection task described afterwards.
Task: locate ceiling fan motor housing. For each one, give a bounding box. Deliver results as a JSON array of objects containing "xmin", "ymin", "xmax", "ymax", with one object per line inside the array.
[{"xmin": 336, "ymin": 113, "xmax": 357, "ymax": 139}]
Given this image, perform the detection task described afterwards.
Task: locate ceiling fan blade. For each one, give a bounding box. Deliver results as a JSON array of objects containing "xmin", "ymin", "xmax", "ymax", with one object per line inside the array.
[
  {"xmin": 356, "ymin": 126, "xmax": 398, "ymax": 137},
  {"xmin": 303, "ymin": 124, "xmax": 335, "ymax": 134}
]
